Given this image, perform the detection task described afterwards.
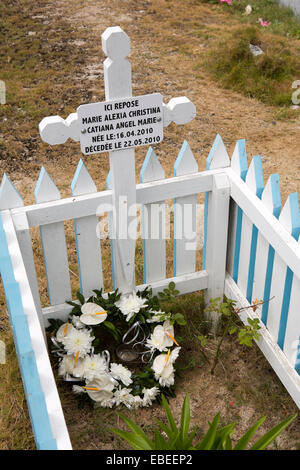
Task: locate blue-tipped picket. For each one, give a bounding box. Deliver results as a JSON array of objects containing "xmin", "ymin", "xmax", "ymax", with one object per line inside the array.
[
  {"xmin": 203, "ymin": 134, "xmax": 230, "ymax": 269},
  {"xmin": 252, "ymin": 174, "xmax": 281, "ymax": 324},
  {"xmin": 267, "ymin": 193, "xmax": 300, "ymax": 350},
  {"xmin": 35, "ymin": 167, "xmax": 71, "ymax": 305},
  {"xmin": 226, "ymin": 139, "xmax": 248, "ymax": 281},
  {"xmin": 140, "ymin": 147, "xmax": 166, "ymax": 283},
  {"xmin": 173, "ymin": 141, "xmax": 198, "ymax": 276},
  {"xmin": 71, "ymin": 159, "xmax": 103, "ymax": 298},
  {"xmin": 236, "ymin": 155, "xmax": 264, "ymax": 303},
  {"xmin": 0, "ymin": 214, "xmax": 57, "ymax": 450}
]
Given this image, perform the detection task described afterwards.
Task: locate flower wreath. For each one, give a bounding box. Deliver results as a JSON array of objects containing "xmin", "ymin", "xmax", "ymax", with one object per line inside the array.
[{"xmin": 47, "ymin": 283, "xmax": 186, "ymax": 409}]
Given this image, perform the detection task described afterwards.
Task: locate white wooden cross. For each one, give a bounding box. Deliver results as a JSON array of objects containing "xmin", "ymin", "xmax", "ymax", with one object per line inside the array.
[{"xmin": 38, "ymin": 26, "xmax": 196, "ymax": 295}]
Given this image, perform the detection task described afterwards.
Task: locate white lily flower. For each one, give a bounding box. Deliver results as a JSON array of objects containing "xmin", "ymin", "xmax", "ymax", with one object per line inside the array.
[
  {"xmin": 116, "ymin": 293, "xmax": 148, "ymax": 322},
  {"xmin": 80, "ymin": 302, "xmax": 108, "ymax": 325},
  {"xmin": 56, "ymin": 322, "xmax": 74, "ymax": 343},
  {"xmin": 152, "ymin": 347, "xmax": 181, "ymax": 387},
  {"xmin": 83, "ymin": 374, "xmax": 115, "ymax": 403},
  {"xmin": 83, "ymin": 354, "xmax": 107, "ymax": 381},
  {"xmin": 146, "ymin": 320, "xmax": 178, "ymax": 352},
  {"xmin": 110, "ymin": 363, "xmax": 133, "ymax": 386},
  {"xmin": 72, "ymin": 316, "xmax": 85, "ymax": 329}
]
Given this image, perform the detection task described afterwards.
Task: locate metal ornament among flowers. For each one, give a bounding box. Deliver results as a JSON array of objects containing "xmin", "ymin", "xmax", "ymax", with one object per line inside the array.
[{"xmin": 47, "ymin": 283, "xmax": 186, "ymax": 409}]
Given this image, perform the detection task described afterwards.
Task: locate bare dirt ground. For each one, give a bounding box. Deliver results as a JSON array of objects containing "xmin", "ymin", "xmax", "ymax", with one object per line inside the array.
[{"xmin": 0, "ymin": 0, "xmax": 300, "ymax": 450}]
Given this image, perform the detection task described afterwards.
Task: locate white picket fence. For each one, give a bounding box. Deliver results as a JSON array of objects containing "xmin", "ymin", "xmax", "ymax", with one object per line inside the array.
[
  {"xmin": 1, "ymin": 24, "xmax": 300, "ymax": 450},
  {"xmin": 1, "ymin": 134, "xmax": 300, "ymax": 449}
]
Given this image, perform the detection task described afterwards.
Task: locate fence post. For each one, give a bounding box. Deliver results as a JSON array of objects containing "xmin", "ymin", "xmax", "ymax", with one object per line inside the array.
[{"xmin": 205, "ymin": 173, "xmax": 230, "ymax": 324}]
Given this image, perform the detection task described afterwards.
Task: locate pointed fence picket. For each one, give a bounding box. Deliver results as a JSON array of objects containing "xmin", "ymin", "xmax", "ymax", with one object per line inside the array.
[
  {"xmin": 226, "ymin": 139, "xmax": 248, "ymax": 280},
  {"xmin": 251, "ymin": 174, "xmax": 281, "ymax": 323},
  {"xmin": 267, "ymin": 193, "xmax": 300, "ymax": 349},
  {"xmin": 35, "ymin": 167, "xmax": 71, "ymax": 305},
  {"xmin": 236, "ymin": 155, "xmax": 264, "ymax": 303},
  {"xmin": 173, "ymin": 141, "xmax": 198, "ymax": 277},
  {"xmin": 203, "ymin": 134, "xmax": 230, "ymax": 271},
  {"xmin": 71, "ymin": 160, "xmax": 103, "ymax": 298},
  {"xmin": 140, "ymin": 147, "xmax": 166, "ymax": 283}
]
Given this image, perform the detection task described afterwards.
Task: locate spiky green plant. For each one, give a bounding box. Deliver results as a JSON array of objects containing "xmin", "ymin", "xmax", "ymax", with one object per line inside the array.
[{"xmin": 112, "ymin": 394, "xmax": 297, "ymax": 450}]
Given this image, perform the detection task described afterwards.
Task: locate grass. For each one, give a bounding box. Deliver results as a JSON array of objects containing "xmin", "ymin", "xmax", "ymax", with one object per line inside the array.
[
  {"xmin": 201, "ymin": 25, "xmax": 300, "ymax": 106},
  {"xmin": 197, "ymin": 0, "xmax": 300, "ymax": 38},
  {"xmin": 194, "ymin": 0, "xmax": 300, "ymax": 108}
]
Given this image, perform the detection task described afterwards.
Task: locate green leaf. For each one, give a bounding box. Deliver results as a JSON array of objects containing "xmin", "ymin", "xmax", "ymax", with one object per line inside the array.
[
  {"xmin": 114, "ymin": 413, "xmax": 155, "ymax": 449},
  {"xmin": 234, "ymin": 416, "xmax": 266, "ymax": 450},
  {"xmin": 195, "ymin": 412, "xmax": 220, "ymax": 450},
  {"xmin": 161, "ymin": 395, "xmax": 178, "ymax": 434},
  {"xmin": 76, "ymin": 291, "xmax": 85, "ymax": 305},
  {"xmin": 155, "ymin": 419, "xmax": 174, "ymax": 440},
  {"xmin": 111, "ymin": 428, "xmax": 154, "ymax": 450},
  {"xmin": 179, "ymin": 393, "xmax": 190, "ymax": 443},
  {"xmin": 250, "ymin": 414, "xmax": 297, "ymax": 450}
]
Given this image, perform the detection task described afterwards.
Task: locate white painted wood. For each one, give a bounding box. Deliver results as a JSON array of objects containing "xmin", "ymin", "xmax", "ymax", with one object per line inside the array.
[
  {"xmin": 284, "ymin": 233, "xmax": 300, "ymax": 368},
  {"xmin": 140, "ymin": 147, "xmax": 166, "ymax": 283},
  {"xmin": 102, "ymin": 26, "xmax": 136, "ymax": 294},
  {"xmin": 71, "ymin": 159, "xmax": 103, "ymax": 297},
  {"xmin": 12, "ymin": 169, "xmax": 221, "ymax": 230},
  {"xmin": 227, "ymin": 167, "xmax": 300, "ymax": 281},
  {"xmin": 0, "ymin": 80, "xmax": 6, "ymax": 105},
  {"xmin": 226, "ymin": 139, "xmax": 248, "ymax": 277},
  {"xmin": 42, "ymin": 270, "xmax": 209, "ymax": 324},
  {"xmin": 35, "ymin": 167, "xmax": 71, "ymax": 305},
  {"xmin": 164, "ymin": 97, "xmax": 196, "ymax": 126},
  {"xmin": 0, "ymin": 173, "xmax": 23, "ymax": 210},
  {"xmin": 205, "ymin": 173, "xmax": 230, "ymax": 322},
  {"xmin": 225, "ymin": 273, "xmax": 300, "ymax": 409},
  {"xmin": 1, "ymin": 210, "xmax": 72, "ymax": 449},
  {"xmin": 236, "ymin": 156, "xmax": 264, "ymax": 300},
  {"xmin": 12, "ymin": 211, "xmax": 44, "ymax": 335},
  {"xmin": 252, "ymin": 174, "xmax": 281, "ymax": 318},
  {"xmin": 173, "ymin": 141, "xmax": 198, "ymax": 276},
  {"xmin": 267, "ymin": 194, "xmax": 299, "ymax": 343},
  {"xmin": 206, "ymin": 134, "xmax": 230, "ymax": 170},
  {"xmin": 39, "ymin": 113, "xmax": 79, "ymax": 145},
  {"xmin": 203, "ymin": 134, "xmax": 230, "ymax": 270}
]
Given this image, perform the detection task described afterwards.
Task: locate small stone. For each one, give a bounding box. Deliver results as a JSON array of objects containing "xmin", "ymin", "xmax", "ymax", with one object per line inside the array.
[
  {"xmin": 290, "ymin": 105, "xmax": 299, "ymax": 110},
  {"xmin": 249, "ymin": 43, "xmax": 264, "ymax": 56},
  {"xmin": 28, "ymin": 31, "xmax": 36, "ymax": 36}
]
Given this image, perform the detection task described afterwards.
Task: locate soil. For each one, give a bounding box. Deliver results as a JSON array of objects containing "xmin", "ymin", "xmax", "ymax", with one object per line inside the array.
[{"xmin": 0, "ymin": 0, "xmax": 300, "ymax": 450}]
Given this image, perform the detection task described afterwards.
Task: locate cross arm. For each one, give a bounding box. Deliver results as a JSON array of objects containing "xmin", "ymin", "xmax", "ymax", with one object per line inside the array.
[{"xmin": 39, "ymin": 97, "xmax": 196, "ymax": 146}]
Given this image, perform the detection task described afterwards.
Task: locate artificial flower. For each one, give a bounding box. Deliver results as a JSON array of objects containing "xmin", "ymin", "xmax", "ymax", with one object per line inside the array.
[
  {"xmin": 220, "ymin": 0, "xmax": 232, "ymax": 5},
  {"xmin": 56, "ymin": 322, "xmax": 74, "ymax": 343},
  {"xmin": 83, "ymin": 374, "xmax": 115, "ymax": 403},
  {"xmin": 142, "ymin": 387, "xmax": 160, "ymax": 406},
  {"xmin": 58, "ymin": 354, "xmax": 85, "ymax": 378},
  {"xmin": 259, "ymin": 17, "xmax": 271, "ymax": 27},
  {"xmin": 83, "ymin": 354, "xmax": 107, "ymax": 381},
  {"xmin": 152, "ymin": 347, "xmax": 181, "ymax": 387},
  {"xmin": 146, "ymin": 320, "xmax": 178, "ymax": 352},
  {"xmin": 146, "ymin": 310, "xmax": 171, "ymax": 323},
  {"xmin": 114, "ymin": 387, "xmax": 135, "ymax": 407},
  {"xmin": 72, "ymin": 385, "xmax": 85, "ymax": 394},
  {"xmin": 245, "ymin": 4, "xmax": 252, "ymax": 15},
  {"xmin": 116, "ymin": 293, "xmax": 148, "ymax": 321},
  {"xmin": 80, "ymin": 302, "xmax": 108, "ymax": 325},
  {"xmin": 110, "ymin": 363, "xmax": 133, "ymax": 386},
  {"xmin": 63, "ymin": 328, "xmax": 94, "ymax": 358}
]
